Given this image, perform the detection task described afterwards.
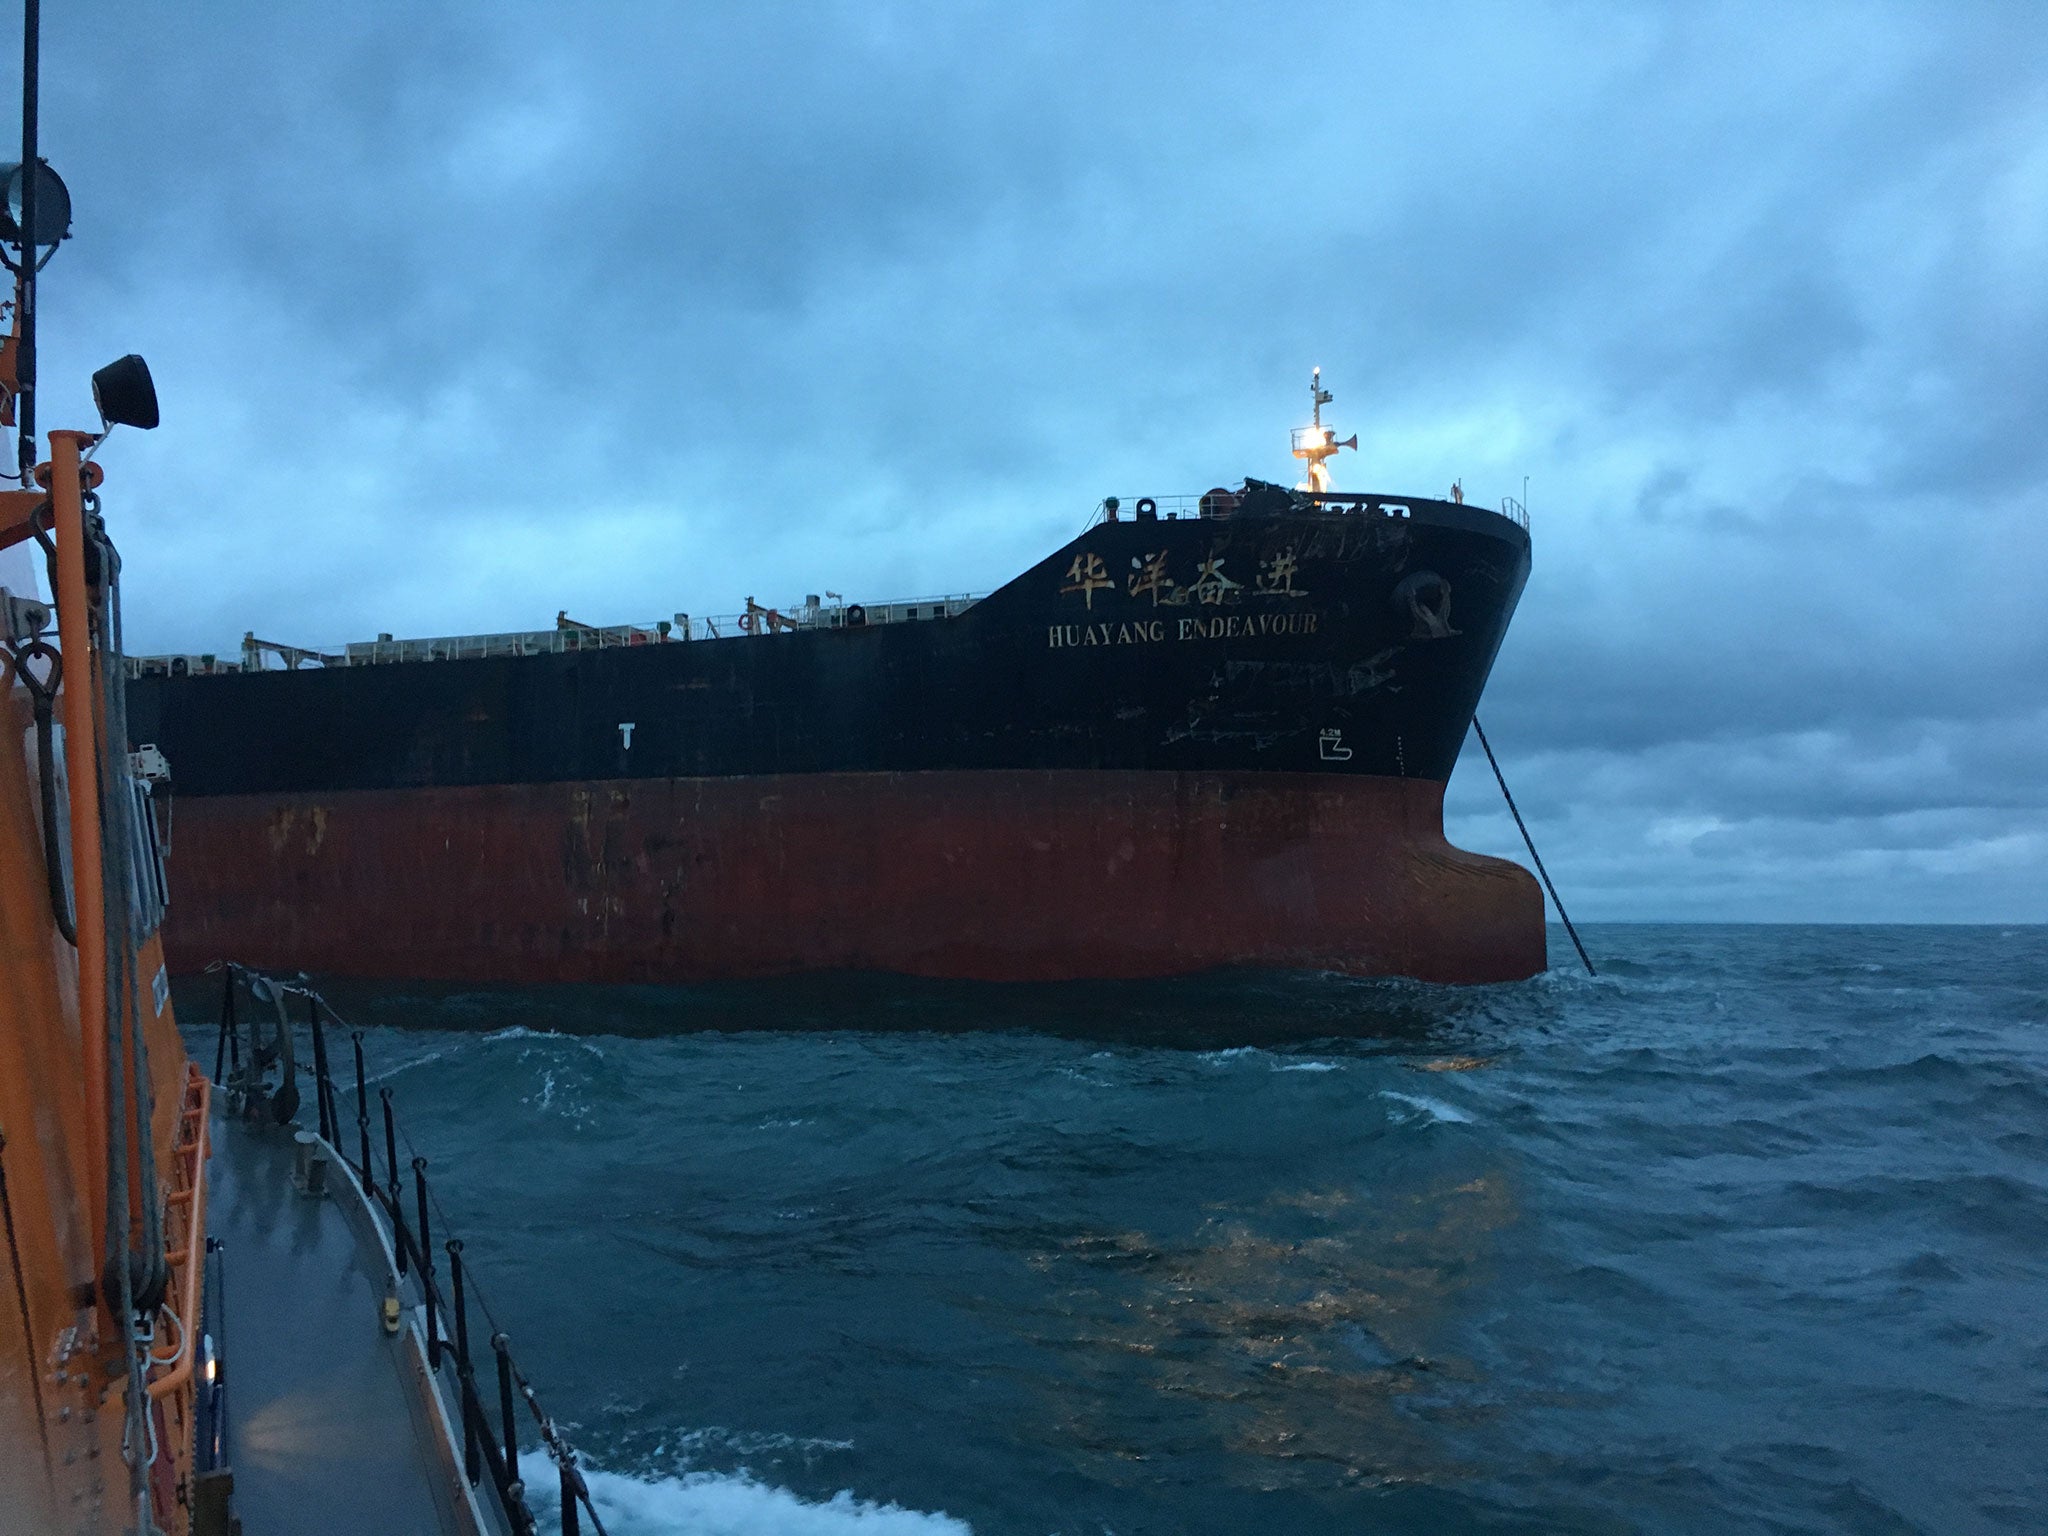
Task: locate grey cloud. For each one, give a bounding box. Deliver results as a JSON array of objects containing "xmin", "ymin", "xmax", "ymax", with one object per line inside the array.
[{"xmin": 12, "ymin": 0, "xmax": 2045, "ymax": 920}]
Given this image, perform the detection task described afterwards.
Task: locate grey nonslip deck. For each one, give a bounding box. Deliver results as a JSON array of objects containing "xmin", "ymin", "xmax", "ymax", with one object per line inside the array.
[{"xmin": 206, "ymin": 1117, "xmax": 475, "ymax": 1536}]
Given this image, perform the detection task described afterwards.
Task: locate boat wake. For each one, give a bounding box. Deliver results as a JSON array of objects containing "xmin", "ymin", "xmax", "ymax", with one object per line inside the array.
[{"xmin": 523, "ymin": 1453, "xmax": 972, "ymax": 1536}]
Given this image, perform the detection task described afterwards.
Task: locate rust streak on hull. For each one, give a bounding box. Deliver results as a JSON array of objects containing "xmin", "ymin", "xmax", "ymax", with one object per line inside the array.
[{"xmin": 160, "ymin": 770, "xmax": 1545, "ymax": 986}]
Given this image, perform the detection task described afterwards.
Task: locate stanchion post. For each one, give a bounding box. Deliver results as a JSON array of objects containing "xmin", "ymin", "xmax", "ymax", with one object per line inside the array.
[
  {"xmin": 449, "ymin": 1239, "xmax": 479, "ymax": 1485},
  {"xmin": 381, "ymin": 1088, "xmax": 404, "ymax": 1276},
  {"xmin": 202, "ymin": 1234, "xmax": 228, "ymax": 1473},
  {"xmin": 493, "ymin": 1333, "xmax": 518, "ymax": 1477},
  {"xmin": 414, "ymin": 1157, "xmax": 438, "ymax": 1368},
  {"xmin": 307, "ymin": 995, "xmax": 333, "ymax": 1142},
  {"xmin": 561, "ymin": 1460, "xmax": 580, "ymax": 1536},
  {"xmin": 352, "ymin": 1031, "xmax": 372, "ymax": 1191},
  {"xmin": 213, "ymin": 969, "xmax": 234, "ymax": 1085},
  {"xmin": 226, "ymin": 978, "xmax": 241, "ymax": 1087}
]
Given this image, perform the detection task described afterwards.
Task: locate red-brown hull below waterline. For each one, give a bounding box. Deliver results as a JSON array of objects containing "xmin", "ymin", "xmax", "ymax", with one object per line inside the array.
[{"xmin": 157, "ymin": 770, "xmax": 1547, "ymax": 986}]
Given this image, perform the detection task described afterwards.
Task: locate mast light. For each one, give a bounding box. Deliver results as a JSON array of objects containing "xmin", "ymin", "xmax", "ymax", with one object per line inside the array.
[{"xmin": 1290, "ymin": 367, "xmax": 1355, "ymax": 493}]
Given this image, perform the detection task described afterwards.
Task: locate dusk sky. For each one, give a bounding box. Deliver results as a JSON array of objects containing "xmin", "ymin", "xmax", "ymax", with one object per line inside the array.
[{"xmin": 8, "ymin": 2, "xmax": 2043, "ymax": 923}]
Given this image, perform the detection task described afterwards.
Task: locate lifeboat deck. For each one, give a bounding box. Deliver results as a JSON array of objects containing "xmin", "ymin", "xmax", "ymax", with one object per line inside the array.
[{"xmin": 207, "ymin": 1115, "xmax": 481, "ymax": 1536}]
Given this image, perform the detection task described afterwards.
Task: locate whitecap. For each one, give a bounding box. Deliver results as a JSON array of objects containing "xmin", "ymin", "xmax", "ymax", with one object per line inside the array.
[
  {"xmin": 524, "ymin": 1454, "xmax": 972, "ymax": 1536},
  {"xmin": 1377, "ymin": 1090, "xmax": 1472, "ymax": 1125},
  {"xmin": 483, "ymin": 1023, "xmax": 607, "ymax": 1057},
  {"xmin": 1274, "ymin": 1061, "xmax": 1338, "ymax": 1073},
  {"xmin": 673, "ymin": 1427, "xmax": 856, "ymax": 1459},
  {"xmin": 356, "ymin": 1046, "xmax": 454, "ymax": 1087}
]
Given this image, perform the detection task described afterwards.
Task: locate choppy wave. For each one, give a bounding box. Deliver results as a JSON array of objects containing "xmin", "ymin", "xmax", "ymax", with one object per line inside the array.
[
  {"xmin": 1377, "ymin": 1088, "xmax": 1473, "ymax": 1123},
  {"xmin": 207, "ymin": 924, "xmax": 2048, "ymax": 1534}
]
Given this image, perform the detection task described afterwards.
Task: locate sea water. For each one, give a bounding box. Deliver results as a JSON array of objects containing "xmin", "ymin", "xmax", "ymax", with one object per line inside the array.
[{"xmin": 234, "ymin": 925, "xmax": 2045, "ymax": 1534}]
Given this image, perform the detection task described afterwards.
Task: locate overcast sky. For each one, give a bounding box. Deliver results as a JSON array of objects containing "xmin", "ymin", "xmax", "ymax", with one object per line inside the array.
[{"xmin": 9, "ymin": 1, "xmax": 2043, "ymax": 923}]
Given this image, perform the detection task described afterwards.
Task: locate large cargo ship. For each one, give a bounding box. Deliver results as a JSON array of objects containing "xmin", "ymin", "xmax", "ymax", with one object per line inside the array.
[{"xmin": 127, "ymin": 381, "xmax": 1546, "ymax": 985}]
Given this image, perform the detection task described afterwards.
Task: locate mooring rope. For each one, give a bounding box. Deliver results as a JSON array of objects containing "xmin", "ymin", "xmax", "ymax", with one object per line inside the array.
[{"xmin": 1472, "ymin": 716, "xmax": 1595, "ymax": 977}]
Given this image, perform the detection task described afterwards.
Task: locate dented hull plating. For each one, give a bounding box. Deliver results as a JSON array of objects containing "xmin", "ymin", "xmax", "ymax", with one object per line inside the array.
[{"xmin": 131, "ymin": 495, "xmax": 1547, "ymax": 985}]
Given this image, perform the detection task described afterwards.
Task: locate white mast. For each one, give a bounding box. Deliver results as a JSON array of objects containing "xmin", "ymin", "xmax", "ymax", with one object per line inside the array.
[{"xmin": 1290, "ymin": 367, "xmax": 1356, "ymax": 493}]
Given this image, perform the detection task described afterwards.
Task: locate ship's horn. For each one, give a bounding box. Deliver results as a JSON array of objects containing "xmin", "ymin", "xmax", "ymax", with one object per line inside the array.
[{"xmin": 1336, "ymin": 435, "xmax": 1357, "ymax": 451}]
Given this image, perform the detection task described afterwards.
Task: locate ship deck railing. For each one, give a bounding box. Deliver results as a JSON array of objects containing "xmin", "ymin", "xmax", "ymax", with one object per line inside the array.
[
  {"xmin": 127, "ymin": 489, "xmax": 1533, "ymax": 678},
  {"xmin": 124, "ymin": 592, "xmax": 989, "ymax": 675},
  {"xmin": 209, "ymin": 965, "xmax": 610, "ymax": 1536},
  {"xmin": 1088, "ymin": 489, "xmax": 1533, "ymax": 532}
]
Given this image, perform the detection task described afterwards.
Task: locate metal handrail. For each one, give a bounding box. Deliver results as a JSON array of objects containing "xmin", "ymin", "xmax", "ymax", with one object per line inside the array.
[
  {"xmin": 1087, "ymin": 488, "xmax": 1535, "ymax": 531},
  {"xmin": 145, "ymin": 1066, "xmax": 211, "ymax": 1401},
  {"xmin": 126, "ymin": 591, "xmax": 992, "ymax": 676},
  {"xmin": 211, "ymin": 966, "xmax": 609, "ymax": 1536},
  {"xmin": 129, "ymin": 485, "xmax": 1542, "ymax": 680}
]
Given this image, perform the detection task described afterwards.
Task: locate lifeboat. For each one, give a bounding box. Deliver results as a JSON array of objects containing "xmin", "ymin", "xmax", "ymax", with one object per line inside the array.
[{"xmin": 0, "ymin": 12, "xmax": 599, "ymax": 1533}]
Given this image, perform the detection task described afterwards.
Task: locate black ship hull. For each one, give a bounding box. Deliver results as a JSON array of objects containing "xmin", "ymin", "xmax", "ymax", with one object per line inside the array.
[{"xmin": 129, "ymin": 492, "xmax": 1546, "ymax": 984}]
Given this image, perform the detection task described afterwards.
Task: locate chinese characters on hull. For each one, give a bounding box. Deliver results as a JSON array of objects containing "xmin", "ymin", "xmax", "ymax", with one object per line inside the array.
[
  {"xmin": 1186, "ymin": 556, "xmax": 1241, "ymax": 606},
  {"xmin": 1254, "ymin": 549, "xmax": 1305, "ymax": 596},
  {"xmin": 1064, "ymin": 548, "xmax": 1313, "ymax": 609},
  {"xmin": 1060, "ymin": 553, "xmax": 1114, "ymax": 608},
  {"xmin": 1128, "ymin": 551, "xmax": 1174, "ymax": 605}
]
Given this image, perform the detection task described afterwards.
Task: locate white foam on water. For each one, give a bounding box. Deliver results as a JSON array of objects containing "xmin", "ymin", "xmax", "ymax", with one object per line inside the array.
[
  {"xmin": 1377, "ymin": 1089, "xmax": 1472, "ymax": 1124},
  {"xmin": 1273, "ymin": 1060, "xmax": 1338, "ymax": 1073},
  {"xmin": 672, "ymin": 1427, "xmax": 855, "ymax": 1459},
  {"xmin": 522, "ymin": 1067, "xmax": 594, "ymax": 1125},
  {"xmin": 1197, "ymin": 1046, "xmax": 1259, "ymax": 1065},
  {"xmin": 483, "ymin": 1024, "xmax": 609, "ymax": 1058},
  {"xmin": 357, "ymin": 1046, "xmax": 455, "ymax": 1087},
  {"xmin": 523, "ymin": 1454, "xmax": 972, "ymax": 1536}
]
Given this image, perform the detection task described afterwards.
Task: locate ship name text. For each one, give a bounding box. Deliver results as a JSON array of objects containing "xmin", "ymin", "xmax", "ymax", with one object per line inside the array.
[
  {"xmin": 1047, "ymin": 611, "xmax": 1321, "ymax": 649},
  {"xmin": 1060, "ymin": 548, "xmax": 1309, "ymax": 610}
]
